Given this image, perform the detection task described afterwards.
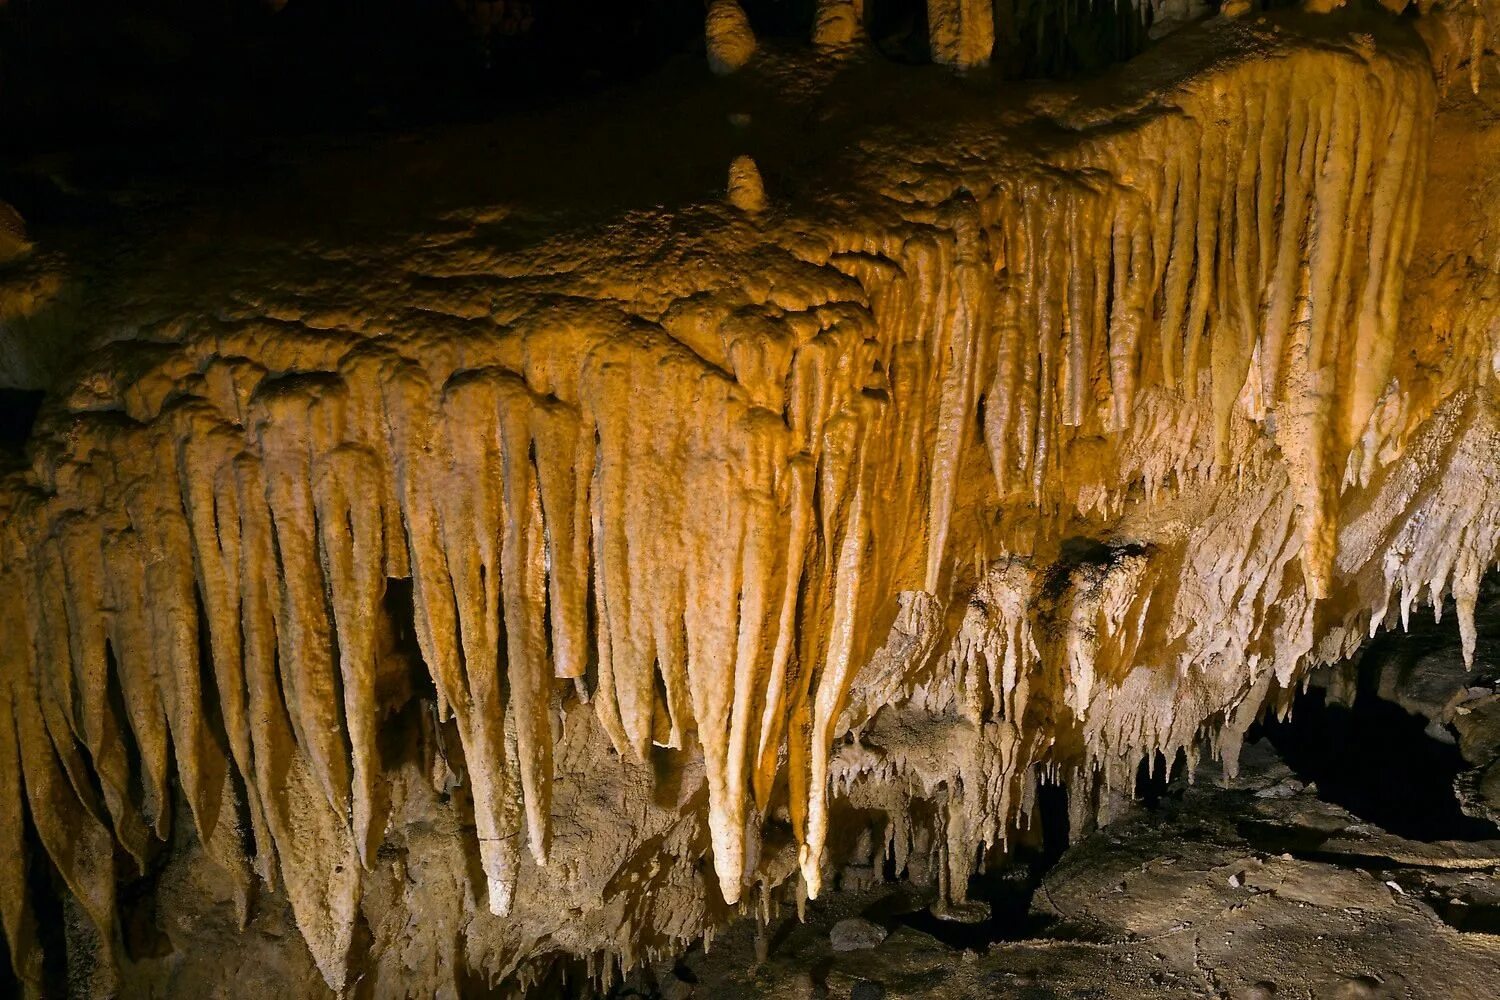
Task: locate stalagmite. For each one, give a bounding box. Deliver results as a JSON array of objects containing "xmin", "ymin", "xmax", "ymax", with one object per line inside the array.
[
  {"xmin": 813, "ymin": 0, "xmax": 863, "ymax": 49},
  {"xmin": 928, "ymin": 0, "xmax": 995, "ymax": 68},
  {"xmin": 727, "ymin": 155, "xmax": 767, "ymax": 213},
  {"xmin": 706, "ymin": 0, "xmax": 757, "ymax": 75},
  {"xmin": 3, "ymin": 6, "xmax": 1498, "ymax": 995}
]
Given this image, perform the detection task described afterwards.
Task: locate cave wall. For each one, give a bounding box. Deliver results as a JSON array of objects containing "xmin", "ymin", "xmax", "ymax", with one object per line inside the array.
[{"xmin": 2, "ymin": 3, "xmax": 1500, "ymax": 997}]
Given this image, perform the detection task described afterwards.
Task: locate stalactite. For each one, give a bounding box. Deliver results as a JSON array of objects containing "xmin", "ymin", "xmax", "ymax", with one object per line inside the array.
[{"xmin": 0, "ymin": 17, "xmax": 1471, "ymax": 993}]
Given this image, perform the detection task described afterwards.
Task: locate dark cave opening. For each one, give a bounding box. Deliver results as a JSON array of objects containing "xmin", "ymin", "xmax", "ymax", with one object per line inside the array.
[
  {"xmin": 866, "ymin": 0, "xmax": 932, "ymax": 63},
  {"xmin": 1133, "ymin": 746, "xmax": 1190, "ymax": 809},
  {"xmin": 996, "ymin": 0, "xmax": 1152, "ymax": 79},
  {"xmin": 740, "ymin": 0, "xmax": 819, "ymax": 38},
  {"xmin": 1253, "ymin": 681, "xmax": 1499, "ymax": 842},
  {"xmin": 0, "ymin": 389, "xmax": 44, "ymax": 457}
]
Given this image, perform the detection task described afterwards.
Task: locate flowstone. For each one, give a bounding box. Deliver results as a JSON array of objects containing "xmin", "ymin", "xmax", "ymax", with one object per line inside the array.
[{"xmin": 2, "ymin": 7, "xmax": 1500, "ymax": 997}]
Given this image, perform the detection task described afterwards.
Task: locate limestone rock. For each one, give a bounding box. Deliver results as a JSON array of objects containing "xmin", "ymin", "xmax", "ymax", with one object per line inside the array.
[
  {"xmin": 829, "ymin": 917, "xmax": 888, "ymax": 951},
  {"xmin": 814, "ymin": 0, "xmax": 863, "ymax": 50},
  {"xmin": 0, "ymin": 201, "xmax": 31, "ymax": 265},
  {"xmin": 1, "ymin": 8, "xmax": 1497, "ymax": 997},
  {"xmin": 928, "ymin": 0, "xmax": 995, "ymax": 68},
  {"xmin": 726, "ymin": 154, "xmax": 767, "ymax": 213},
  {"xmin": 706, "ymin": 0, "xmax": 756, "ymax": 75}
]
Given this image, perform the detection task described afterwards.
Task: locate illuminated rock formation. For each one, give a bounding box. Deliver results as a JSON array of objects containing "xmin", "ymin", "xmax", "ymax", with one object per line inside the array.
[
  {"xmin": 813, "ymin": 0, "xmax": 864, "ymax": 50},
  {"xmin": 928, "ymin": 0, "xmax": 996, "ymax": 67},
  {"xmin": 0, "ymin": 203, "xmax": 28, "ymax": 266},
  {"xmin": 705, "ymin": 0, "xmax": 757, "ymax": 75},
  {"xmin": 1, "ymin": 6, "xmax": 1498, "ymax": 997},
  {"xmin": 726, "ymin": 155, "xmax": 768, "ymax": 213}
]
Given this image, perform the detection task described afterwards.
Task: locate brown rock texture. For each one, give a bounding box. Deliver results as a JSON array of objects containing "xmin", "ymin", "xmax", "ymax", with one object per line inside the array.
[
  {"xmin": 927, "ymin": 0, "xmax": 996, "ymax": 68},
  {"xmin": 706, "ymin": 0, "xmax": 757, "ymax": 75},
  {"xmin": 1, "ymin": 6, "xmax": 1499, "ymax": 997}
]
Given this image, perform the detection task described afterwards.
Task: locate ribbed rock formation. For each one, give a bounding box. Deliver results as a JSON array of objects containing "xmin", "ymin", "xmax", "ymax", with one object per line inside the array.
[
  {"xmin": 1, "ymin": 7, "xmax": 1497, "ymax": 997},
  {"xmin": 928, "ymin": 0, "xmax": 997, "ymax": 67},
  {"xmin": 705, "ymin": 0, "xmax": 757, "ymax": 75},
  {"xmin": 813, "ymin": 0, "xmax": 864, "ymax": 50}
]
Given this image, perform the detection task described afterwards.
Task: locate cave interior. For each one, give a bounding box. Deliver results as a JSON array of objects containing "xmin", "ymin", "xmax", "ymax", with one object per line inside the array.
[{"xmin": 4, "ymin": 1, "xmax": 1500, "ymax": 998}]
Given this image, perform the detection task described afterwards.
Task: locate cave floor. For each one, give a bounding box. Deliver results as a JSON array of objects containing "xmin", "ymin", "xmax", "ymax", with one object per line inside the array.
[{"xmin": 624, "ymin": 741, "xmax": 1500, "ymax": 1000}]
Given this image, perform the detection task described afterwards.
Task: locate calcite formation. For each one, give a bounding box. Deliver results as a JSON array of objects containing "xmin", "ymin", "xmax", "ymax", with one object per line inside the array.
[
  {"xmin": 705, "ymin": 0, "xmax": 757, "ymax": 75},
  {"xmin": 928, "ymin": 0, "xmax": 998, "ymax": 68},
  {"xmin": 813, "ymin": 0, "xmax": 864, "ymax": 50},
  {"xmin": 2, "ymin": 6, "xmax": 1499, "ymax": 997}
]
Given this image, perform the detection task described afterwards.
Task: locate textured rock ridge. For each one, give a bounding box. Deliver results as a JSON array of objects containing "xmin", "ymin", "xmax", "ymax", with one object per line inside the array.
[{"xmin": 0, "ymin": 11, "xmax": 1490, "ymax": 996}]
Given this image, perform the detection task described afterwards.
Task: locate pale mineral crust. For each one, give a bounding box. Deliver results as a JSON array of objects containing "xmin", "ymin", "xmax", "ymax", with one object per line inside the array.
[{"xmin": 0, "ymin": 5, "xmax": 1498, "ymax": 997}]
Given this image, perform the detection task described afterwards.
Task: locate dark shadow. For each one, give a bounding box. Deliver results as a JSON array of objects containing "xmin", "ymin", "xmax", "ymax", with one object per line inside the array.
[
  {"xmin": 0, "ymin": 389, "xmax": 44, "ymax": 456},
  {"xmin": 1433, "ymin": 898, "xmax": 1500, "ymax": 934},
  {"xmin": 0, "ymin": 0, "xmax": 708, "ymax": 154},
  {"xmin": 1134, "ymin": 747, "xmax": 1189, "ymax": 809},
  {"xmin": 866, "ymin": 0, "xmax": 930, "ymax": 64},
  {"xmin": 996, "ymin": 0, "xmax": 1151, "ymax": 80},
  {"xmin": 1256, "ymin": 685, "xmax": 1499, "ymax": 842}
]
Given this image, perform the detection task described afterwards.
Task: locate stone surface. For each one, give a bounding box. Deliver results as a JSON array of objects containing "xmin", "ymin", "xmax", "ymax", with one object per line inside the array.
[
  {"xmin": 813, "ymin": 0, "xmax": 862, "ymax": 50},
  {"xmin": 830, "ymin": 917, "xmax": 889, "ymax": 951},
  {"xmin": 636, "ymin": 737, "xmax": 1500, "ymax": 1000},
  {"xmin": 2, "ymin": 5, "xmax": 1500, "ymax": 997},
  {"xmin": 705, "ymin": 0, "xmax": 756, "ymax": 75},
  {"xmin": 726, "ymin": 155, "xmax": 767, "ymax": 213}
]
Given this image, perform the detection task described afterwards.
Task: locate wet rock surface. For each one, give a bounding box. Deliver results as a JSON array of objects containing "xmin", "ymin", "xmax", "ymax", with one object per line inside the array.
[
  {"xmin": 610, "ymin": 601, "xmax": 1500, "ymax": 999},
  {"xmin": 5, "ymin": 6, "xmax": 1500, "ymax": 997},
  {"xmin": 831, "ymin": 918, "xmax": 889, "ymax": 951},
  {"xmin": 622, "ymin": 731, "xmax": 1500, "ymax": 999}
]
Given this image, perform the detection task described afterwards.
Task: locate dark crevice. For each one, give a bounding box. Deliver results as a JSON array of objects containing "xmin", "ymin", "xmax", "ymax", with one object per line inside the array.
[
  {"xmin": 381, "ymin": 577, "xmax": 428, "ymax": 675},
  {"xmin": 0, "ymin": 388, "xmax": 45, "ymax": 457},
  {"xmin": 22, "ymin": 799, "xmax": 71, "ymax": 995},
  {"xmin": 741, "ymin": 0, "xmax": 817, "ymax": 38},
  {"xmin": 1254, "ymin": 684, "xmax": 1499, "ymax": 842},
  {"xmin": 193, "ymin": 583, "xmax": 256, "ymax": 859},
  {"xmin": 1432, "ymin": 899, "xmax": 1500, "ymax": 934},
  {"xmin": 1134, "ymin": 747, "xmax": 1189, "ymax": 809},
  {"xmin": 377, "ymin": 577, "xmax": 435, "ymax": 772},
  {"xmin": 1234, "ymin": 818, "xmax": 1334, "ymax": 856},
  {"xmin": 996, "ymin": 0, "xmax": 1152, "ymax": 80}
]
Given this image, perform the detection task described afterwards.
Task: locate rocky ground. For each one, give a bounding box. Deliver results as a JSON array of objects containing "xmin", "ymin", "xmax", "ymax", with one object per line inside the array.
[
  {"xmin": 613, "ymin": 745, "xmax": 1500, "ymax": 1000},
  {"xmin": 616, "ymin": 616, "xmax": 1500, "ymax": 1000}
]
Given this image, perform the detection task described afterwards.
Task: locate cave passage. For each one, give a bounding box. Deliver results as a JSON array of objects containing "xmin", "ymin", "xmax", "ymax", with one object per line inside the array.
[
  {"xmin": 1257, "ymin": 683, "xmax": 1498, "ymax": 841},
  {"xmin": 0, "ymin": 389, "xmax": 43, "ymax": 455}
]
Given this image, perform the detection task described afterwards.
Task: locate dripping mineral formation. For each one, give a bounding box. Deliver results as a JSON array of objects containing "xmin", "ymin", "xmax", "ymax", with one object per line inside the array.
[{"xmin": 3, "ymin": 3, "xmax": 1500, "ymax": 996}]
